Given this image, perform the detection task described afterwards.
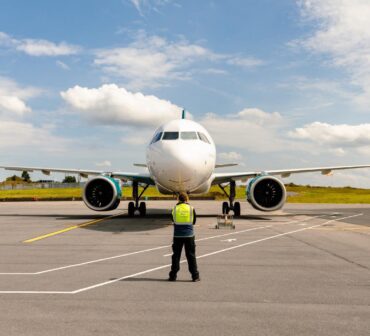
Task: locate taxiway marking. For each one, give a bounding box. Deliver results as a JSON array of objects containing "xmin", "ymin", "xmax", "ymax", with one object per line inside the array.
[
  {"xmin": 23, "ymin": 212, "xmax": 126, "ymax": 243},
  {"xmin": 0, "ymin": 213, "xmax": 361, "ymax": 294},
  {"xmin": 2, "ymin": 215, "xmax": 323, "ymax": 274}
]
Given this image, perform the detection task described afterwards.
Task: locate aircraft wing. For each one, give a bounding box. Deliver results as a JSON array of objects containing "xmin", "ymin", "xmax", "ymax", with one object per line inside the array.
[
  {"xmin": 0, "ymin": 165, "xmax": 155, "ymax": 185},
  {"xmin": 211, "ymin": 164, "xmax": 370, "ymax": 185}
]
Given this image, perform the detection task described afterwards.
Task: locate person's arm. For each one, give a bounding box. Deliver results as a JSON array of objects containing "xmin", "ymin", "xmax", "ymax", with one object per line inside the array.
[{"xmin": 193, "ymin": 208, "xmax": 196, "ymax": 225}]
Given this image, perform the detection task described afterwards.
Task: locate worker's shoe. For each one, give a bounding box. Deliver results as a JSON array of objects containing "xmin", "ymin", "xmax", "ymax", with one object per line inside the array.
[
  {"xmin": 192, "ymin": 277, "xmax": 200, "ymax": 282},
  {"xmin": 168, "ymin": 277, "xmax": 176, "ymax": 282}
]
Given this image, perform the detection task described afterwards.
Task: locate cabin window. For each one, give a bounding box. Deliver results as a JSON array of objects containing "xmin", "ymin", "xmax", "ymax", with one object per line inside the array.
[
  {"xmin": 180, "ymin": 132, "xmax": 198, "ymax": 140},
  {"xmin": 150, "ymin": 132, "xmax": 162, "ymax": 144},
  {"xmin": 198, "ymin": 132, "xmax": 211, "ymax": 144},
  {"xmin": 162, "ymin": 132, "xmax": 179, "ymax": 140}
]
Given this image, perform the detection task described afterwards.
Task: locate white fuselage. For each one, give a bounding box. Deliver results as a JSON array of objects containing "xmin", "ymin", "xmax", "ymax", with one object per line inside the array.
[{"xmin": 146, "ymin": 119, "xmax": 216, "ymax": 194}]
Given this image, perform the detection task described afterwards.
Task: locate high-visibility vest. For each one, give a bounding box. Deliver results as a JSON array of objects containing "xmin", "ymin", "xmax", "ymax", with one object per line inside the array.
[{"xmin": 172, "ymin": 203, "xmax": 194, "ymax": 237}]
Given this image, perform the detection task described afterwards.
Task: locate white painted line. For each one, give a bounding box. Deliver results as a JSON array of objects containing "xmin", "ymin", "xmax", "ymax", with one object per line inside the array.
[
  {"xmin": 0, "ymin": 213, "xmax": 360, "ymax": 295},
  {"xmin": 221, "ymin": 238, "xmax": 237, "ymax": 242},
  {"xmin": 0, "ymin": 215, "xmax": 325, "ymax": 275},
  {"xmin": 163, "ymin": 253, "xmax": 172, "ymax": 257},
  {"xmin": 70, "ymin": 213, "xmax": 362, "ymax": 295}
]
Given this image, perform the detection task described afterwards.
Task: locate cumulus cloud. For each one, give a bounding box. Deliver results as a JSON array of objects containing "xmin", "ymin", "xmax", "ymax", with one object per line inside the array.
[
  {"xmin": 218, "ymin": 151, "xmax": 243, "ymax": 161},
  {"xmin": 290, "ymin": 122, "xmax": 370, "ymax": 146},
  {"xmin": 94, "ymin": 31, "xmax": 263, "ymax": 89},
  {"xmin": 201, "ymin": 108, "xmax": 287, "ymax": 152},
  {"xmin": 121, "ymin": 134, "xmax": 149, "ymax": 145},
  {"xmin": 60, "ymin": 84, "xmax": 183, "ymax": 127},
  {"xmin": 295, "ymin": 0, "xmax": 370, "ymax": 107},
  {"xmin": 237, "ymin": 108, "xmax": 282, "ymax": 125},
  {"xmin": 289, "ymin": 122, "xmax": 370, "ymax": 155},
  {"xmin": 0, "ymin": 121, "xmax": 67, "ymax": 152},
  {"xmin": 0, "ymin": 77, "xmax": 42, "ymax": 116},
  {"xmin": 0, "ymin": 31, "xmax": 80, "ymax": 56}
]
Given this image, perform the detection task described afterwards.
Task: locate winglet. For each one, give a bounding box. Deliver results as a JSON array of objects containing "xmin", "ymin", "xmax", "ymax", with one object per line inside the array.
[{"xmin": 182, "ymin": 109, "xmax": 186, "ymax": 119}]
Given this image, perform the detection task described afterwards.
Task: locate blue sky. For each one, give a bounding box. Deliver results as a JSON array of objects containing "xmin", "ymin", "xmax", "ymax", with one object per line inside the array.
[{"xmin": 1, "ymin": 0, "xmax": 370, "ymax": 187}]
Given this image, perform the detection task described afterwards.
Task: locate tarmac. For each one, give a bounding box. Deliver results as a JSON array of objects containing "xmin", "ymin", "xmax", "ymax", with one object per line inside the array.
[{"xmin": 0, "ymin": 200, "xmax": 369, "ymax": 336}]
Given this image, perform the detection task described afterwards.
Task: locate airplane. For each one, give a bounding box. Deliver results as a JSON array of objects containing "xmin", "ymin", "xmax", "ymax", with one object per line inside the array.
[{"xmin": 2, "ymin": 111, "xmax": 370, "ymax": 217}]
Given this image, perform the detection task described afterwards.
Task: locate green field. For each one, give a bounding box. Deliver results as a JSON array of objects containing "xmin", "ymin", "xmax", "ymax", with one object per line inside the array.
[
  {"xmin": 286, "ymin": 185, "xmax": 370, "ymax": 203},
  {"xmin": 1, "ymin": 184, "xmax": 370, "ymax": 203}
]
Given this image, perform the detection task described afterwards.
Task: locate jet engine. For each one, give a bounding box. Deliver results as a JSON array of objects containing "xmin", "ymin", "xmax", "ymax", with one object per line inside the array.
[
  {"xmin": 247, "ymin": 175, "xmax": 286, "ymax": 211},
  {"xmin": 83, "ymin": 176, "xmax": 122, "ymax": 211}
]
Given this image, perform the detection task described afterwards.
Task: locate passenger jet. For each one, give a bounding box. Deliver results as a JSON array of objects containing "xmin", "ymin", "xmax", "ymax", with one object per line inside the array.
[{"xmin": 2, "ymin": 113, "xmax": 370, "ymax": 216}]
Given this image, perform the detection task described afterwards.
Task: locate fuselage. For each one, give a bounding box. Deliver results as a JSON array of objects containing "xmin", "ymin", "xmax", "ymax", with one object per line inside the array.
[{"xmin": 146, "ymin": 119, "xmax": 216, "ymax": 194}]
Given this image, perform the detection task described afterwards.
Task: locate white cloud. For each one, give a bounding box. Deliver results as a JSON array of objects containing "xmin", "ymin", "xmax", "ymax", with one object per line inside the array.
[
  {"xmin": 0, "ymin": 31, "xmax": 80, "ymax": 56},
  {"xmin": 129, "ymin": 0, "xmax": 175, "ymax": 15},
  {"xmin": 122, "ymin": 135, "xmax": 149, "ymax": 145},
  {"xmin": 289, "ymin": 122, "xmax": 370, "ymax": 155},
  {"xmin": 296, "ymin": 0, "xmax": 370, "ymax": 107},
  {"xmin": 218, "ymin": 151, "xmax": 243, "ymax": 161},
  {"xmin": 201, "ymin": 108, "xmax": 287, "ymax": 152},
  {"xmin": 56, "ymin": 60, "xmax": 70, "ymax": 70},
  {"xmin": 94, "ymin": 31, "xmax": 263, "ymax": 89},
  {"xmin": 237, "ymin": 108, "xmax": 282, "ymax": 125},
  {"xmin": 95, "ymin": 160, "xmax": 112, "ymax": 167},
  {"xmin": 0, "ymin": 77, "xmax": 42, "ymax": 116},
  {"xmin": 60, "ymin": 84, "xmax": 183, "ymax": 127},
  {"xmin": 0, "ymin": 121, "xmax": 67, "ymax": 152},
  {"xmin": 94, "ymin": 32, "xmax": 213, "ymax": 89},
  {"xmin": 227, "ymin": 56, "xmax": 264, "ymax": 68}
]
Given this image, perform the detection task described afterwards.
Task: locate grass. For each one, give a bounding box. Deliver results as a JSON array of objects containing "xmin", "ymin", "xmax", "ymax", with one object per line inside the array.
[
  {"xmin": 286, "ymin": 185, "xmax": 370, "ymax": 204},
  {"xmin": 1, "ymin": 184, "xmax": 370, "ymax": 203}
]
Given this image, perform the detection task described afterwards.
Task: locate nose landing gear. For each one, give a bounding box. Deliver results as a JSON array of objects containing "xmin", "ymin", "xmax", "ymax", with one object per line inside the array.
[
  {"xmin": 128, "ymin": 181, "xmax": 149, "ymax": 217},
  {"xmin": 219, "ymin": 181, "xmax": 241, "ymax": 217}
]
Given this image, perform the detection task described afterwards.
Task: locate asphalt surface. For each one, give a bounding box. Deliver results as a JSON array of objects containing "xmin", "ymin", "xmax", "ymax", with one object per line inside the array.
[{"xmin": 0, "ymin": 201, "xmax": 369, "ymax": 336}]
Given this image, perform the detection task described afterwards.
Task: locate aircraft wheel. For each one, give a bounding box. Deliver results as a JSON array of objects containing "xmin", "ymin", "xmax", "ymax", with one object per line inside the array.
[
  {"xmin": 222, "ymin": 201, "xmax": 229, "ymax": 214},
  {"xmin": 128, "ymin": 201, "xmax": 135, "ymax": 217},
  {"xmin": 233, "ymin": 202, "xmax": 241, "ymax": 217},
  {"xmin": 139, "ymin": 202, "xmax": 146, "ymax": 216}
]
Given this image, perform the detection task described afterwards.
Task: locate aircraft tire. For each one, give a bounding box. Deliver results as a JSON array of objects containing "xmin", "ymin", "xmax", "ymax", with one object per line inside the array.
[
  {"xmin": 128, "ymin": 201, "xmax": 135, "ymax": 217},
  {"xmin": 234, "ymin": 202, "xmax": 241, "ymax": 217},
  {"xmin": 139, "ymin": 202, "xmax": 146, "ymax": 216}
]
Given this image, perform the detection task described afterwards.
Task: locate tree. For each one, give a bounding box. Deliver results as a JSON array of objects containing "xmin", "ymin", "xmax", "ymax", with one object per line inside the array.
[
  {"xmin": 62, "ymin": 176, "xmax": 77, "ymax": 183},
  {"xmin": 6, "ymin": 175, "xmax": 23, "ymax": 182},
  {"xmin": 21, "ymin": 171, "xmax": 31, "ymax": 182}
]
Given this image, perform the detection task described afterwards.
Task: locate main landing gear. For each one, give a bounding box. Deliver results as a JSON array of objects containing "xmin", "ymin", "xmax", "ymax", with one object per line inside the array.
[
  {"xmin": 128, "ymin": 181, "xmax": 149, "ymax": 217},
  {"xmin": 218, "ymin": 180, "xmax": 241, "ymax": 217}
]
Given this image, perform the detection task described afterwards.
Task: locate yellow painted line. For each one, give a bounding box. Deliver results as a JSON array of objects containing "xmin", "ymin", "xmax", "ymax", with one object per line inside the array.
[{"xmin": 23, "ymin": 212, "xmax": 125, "ymax": 243}]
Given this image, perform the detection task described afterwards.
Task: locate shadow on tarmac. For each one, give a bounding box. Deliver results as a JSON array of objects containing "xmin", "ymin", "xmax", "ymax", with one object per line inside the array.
[{"xmin": 120, "ymin": 277, "xmax": 192, "ymax": 283}]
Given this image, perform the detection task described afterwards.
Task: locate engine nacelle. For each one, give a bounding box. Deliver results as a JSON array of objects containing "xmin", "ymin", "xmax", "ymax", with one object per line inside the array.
[
  {"xmin": 83, "ymin": 176, "xmax": 122, "ymax": 211},
  {"xmin": 247, "ymin": 175, "xmax": 286, "ymax": 211}
]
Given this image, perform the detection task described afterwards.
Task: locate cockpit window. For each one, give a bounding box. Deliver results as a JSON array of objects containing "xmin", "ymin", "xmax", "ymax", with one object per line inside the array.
[
  {"xmin": 198, "ymin": 132, "xmax": 211, "ymax": 144},
  {"xmin": 150, "ymin": 132, "xmax": 162, "ymax": 144},
  {"xmin": 162, "ymin": 132, "xmax": 179, "ymax": 140},
  {"xmin": 180, "ymin": 132, "xmax": 198, "ymax": 140}
]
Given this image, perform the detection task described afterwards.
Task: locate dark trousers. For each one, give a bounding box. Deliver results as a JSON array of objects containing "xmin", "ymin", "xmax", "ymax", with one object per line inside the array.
[{"xmin": 169, "ymin": 236, "xmax": 199, "ymax": 279}]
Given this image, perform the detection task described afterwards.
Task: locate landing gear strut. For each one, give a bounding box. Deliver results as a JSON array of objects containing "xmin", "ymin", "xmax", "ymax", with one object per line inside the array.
[
  {"xmin": 128, "ymin": 181, "xmax": 149, "ymax": 217},
  {"xmin": 218, "ymin": 181, "xmax": 241, "ymax": 217}
]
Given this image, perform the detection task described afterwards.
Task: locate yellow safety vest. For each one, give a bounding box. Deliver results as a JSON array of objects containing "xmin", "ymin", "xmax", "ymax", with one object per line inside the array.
[
  {"xmin": 172, "ymin": 203, "xmax": 193, "ymax": 224},
  {"xmin": 172, "ymin": 203, "xmax": 194, "ymax": 237}
]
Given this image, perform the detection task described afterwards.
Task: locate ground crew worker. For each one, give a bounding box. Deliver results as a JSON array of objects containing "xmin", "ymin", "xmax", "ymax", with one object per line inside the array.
[{"xmin": 168, "ymin": 192, "xmax": 200, "ymax": 282}]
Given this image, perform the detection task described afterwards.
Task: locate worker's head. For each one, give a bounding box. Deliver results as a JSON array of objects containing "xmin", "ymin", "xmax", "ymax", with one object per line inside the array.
[{"xmin": 178, "ymin": 192, "xmax": 189, "ymax": 203}]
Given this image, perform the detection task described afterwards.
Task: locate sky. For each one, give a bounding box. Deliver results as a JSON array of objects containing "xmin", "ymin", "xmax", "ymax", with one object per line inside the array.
[{"xmin": 1, "ymin": 0, "xmax": 370, "ymax": 187}]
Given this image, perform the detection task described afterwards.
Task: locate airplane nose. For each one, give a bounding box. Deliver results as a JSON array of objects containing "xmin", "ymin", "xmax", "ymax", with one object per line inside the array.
[{"xmin": 163, "ymin": 146, "xmax": 201, "ymax": 185}]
